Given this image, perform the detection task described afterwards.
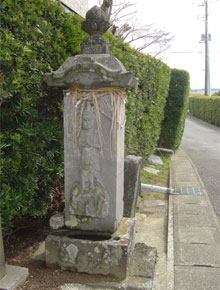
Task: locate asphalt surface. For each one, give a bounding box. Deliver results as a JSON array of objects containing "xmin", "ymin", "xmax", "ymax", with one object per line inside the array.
[{"xmin": 181, "ymin": 116, "xmax": 220, "ymax": 222}]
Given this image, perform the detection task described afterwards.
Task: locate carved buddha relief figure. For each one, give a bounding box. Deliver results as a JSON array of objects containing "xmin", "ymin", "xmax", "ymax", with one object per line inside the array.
[
  {"xmin": 69, "ymin": 101, "xmax": 109, "ymax": 218},
  {"xmin": 78, "ymin": 102, "xmax": 103, "ymax": 192}
]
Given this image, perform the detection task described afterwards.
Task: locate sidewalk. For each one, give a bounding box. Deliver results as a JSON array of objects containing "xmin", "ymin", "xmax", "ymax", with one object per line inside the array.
[{"xmin": 169, "ymin": 147, "xmax": 220, "ymax": 290}]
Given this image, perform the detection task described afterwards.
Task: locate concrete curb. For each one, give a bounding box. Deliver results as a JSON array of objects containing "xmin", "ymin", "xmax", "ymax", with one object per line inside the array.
[{"xmin": 167, "ymin": 159, "xmax": 174, "ymax": 290}]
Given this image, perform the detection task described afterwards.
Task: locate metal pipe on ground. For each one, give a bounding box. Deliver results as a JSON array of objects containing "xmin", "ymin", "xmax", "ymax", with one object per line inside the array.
[
  {"xmin": 156, "ymin": 148, "xmax": 174, "ymax": 154},
  {"xmin": 141, "ymin": 183, "xmax": 174, "ymax": 194}
]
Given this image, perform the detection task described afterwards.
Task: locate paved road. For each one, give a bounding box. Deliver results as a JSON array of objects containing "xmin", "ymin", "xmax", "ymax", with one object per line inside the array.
[{"xmin": 181, "ymin": 116, "xmax": 220, "ymax": 222}]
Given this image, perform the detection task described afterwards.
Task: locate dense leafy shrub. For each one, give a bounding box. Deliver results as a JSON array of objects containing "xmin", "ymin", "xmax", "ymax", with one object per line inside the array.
[
  {"xmin": 0, "ymin": 0, "xmax": 87, "ymax": 228},
  {"xmin": 159, "ymin": 69, "xmax": 190, "ymax": 150},
  {"xmin": 189, "ymin": 95, "xmax": 220, "ymax": 126},
  {"xmin": 105, "ymin": 34, "xmax": 171, "ymax": 157},
  {"xmin": 0, "ymin": 0, "xmax": 171, "ymax": 228}
]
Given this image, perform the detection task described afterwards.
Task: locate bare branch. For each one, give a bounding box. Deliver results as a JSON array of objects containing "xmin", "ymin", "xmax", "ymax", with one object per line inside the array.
[{"xmin": 101, "ymin": 0, "xmax": 173, "ymax": 57}]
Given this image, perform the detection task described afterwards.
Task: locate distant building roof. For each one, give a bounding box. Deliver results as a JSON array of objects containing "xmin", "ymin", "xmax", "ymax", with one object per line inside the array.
[{"xmin": 61, "ymin": 0, "xmax": 88, "ymax": 17}]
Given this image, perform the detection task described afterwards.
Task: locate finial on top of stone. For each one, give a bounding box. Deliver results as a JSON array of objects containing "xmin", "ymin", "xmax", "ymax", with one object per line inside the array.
[{"xmin": 81, "ymin": 6, "xmax": 111, "ymax": 54}]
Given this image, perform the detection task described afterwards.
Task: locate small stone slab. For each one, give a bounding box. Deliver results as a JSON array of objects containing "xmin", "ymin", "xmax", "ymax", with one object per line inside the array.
[
  {"xmin": 143, "ymin": 167, "xmax": 160, "ymax": 175},
  {"xmin": 46, "ymin": 218, "xmax": 135, "ymax": 279},
  {"xmin": 147, "ymin": 155, "xmax": 163, "ymax": 166},
  {"xmin": 124, "ymin": 155, "xmax": 142, "ymax": 218},
  {"xmin": 87, "ymin": 276, "xmax": 153, "ymax": 290},
  {"xmin": 139, "ymin": 200, "xmax": 167, "ymax": 216},
  {"xmin": 128, "ymin": 242, "xmax": 157, "ymax": 278},
  {"xmin": 0, "ymin": 264, "xmax": 28, "ymax": 290},
  {"xmin": 31, "ymin": 241, "xmax": 45, "ymax": 262}
]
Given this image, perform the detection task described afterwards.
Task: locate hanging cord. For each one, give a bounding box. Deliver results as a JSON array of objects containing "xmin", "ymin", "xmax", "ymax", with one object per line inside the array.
[{"xmin": 64, "ymin": 83, "xmax": 126, "ymax": 159}]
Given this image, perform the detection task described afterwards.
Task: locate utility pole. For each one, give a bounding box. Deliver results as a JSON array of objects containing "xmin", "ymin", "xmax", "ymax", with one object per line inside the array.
[{"xmin": 204, "ymin": 0, "xmax": 211, "ymax": 96}]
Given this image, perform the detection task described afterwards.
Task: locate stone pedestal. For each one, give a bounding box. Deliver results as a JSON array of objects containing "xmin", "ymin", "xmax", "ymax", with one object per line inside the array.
[
  {"xmin": 0, "ymin": 218, "xmax": 28, "ymax": 289},
  {"xmin": 46, "ymin": 218, "xmax": 135, "ymax": 279}
]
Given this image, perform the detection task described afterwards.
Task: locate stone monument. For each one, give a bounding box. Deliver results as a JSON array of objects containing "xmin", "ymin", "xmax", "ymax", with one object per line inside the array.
[
  {"xmin": 0, "ymin": 216, "xmax": 29, "ymax": 289},
  {"xmin": 44, "ymin": 5, "xmax": 138, "ymax": 279}
]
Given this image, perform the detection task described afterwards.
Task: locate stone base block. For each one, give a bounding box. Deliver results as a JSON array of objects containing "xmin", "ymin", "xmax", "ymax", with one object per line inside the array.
[
  {"xmin": 0, "ymin": 264, "xmax": 29, "ymax": 290},
  {"xmin": 128, "ymin": 243, "xmax": 157, "ymax": 278},
  {"xmin": 45, "ymin": 218, "xmax": 135, "ymax": 279}
]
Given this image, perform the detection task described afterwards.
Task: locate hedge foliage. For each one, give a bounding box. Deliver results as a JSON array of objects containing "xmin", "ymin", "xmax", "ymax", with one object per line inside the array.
[
  {"xmin": 189, "ymin": 95, "xmax": 220, "ymax": 127},
  {"xmin": 105, "ymin": 34, "xmax": 171, "ymax": 158},
  {"xmin": 159, "ymin": 69, "xmax": 190, "ymax": 150},
  {"xmin": 0, "ymin": 0, "xmax": 170, "ymax": 228},
  {"xmin": 0, "ymin": 0, "xmax": 87, "ymax": 228}
]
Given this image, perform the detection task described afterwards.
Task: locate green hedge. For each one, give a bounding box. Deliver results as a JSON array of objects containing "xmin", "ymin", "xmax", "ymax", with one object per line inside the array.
[
  {"xmin": 189, "ymin": 95, "xmax": 220, "ymax": 126},
  {"xmin": 0, "ymin": 0, "xmax": 170, "ymax": 228},
  {"xmin": 105, "ymin": 34, "xmax": 171, "ymax": 158},
  {"xmin": 0, "ymin": 0, "xmax": 87, "ymax": 228},
  {"xmin": 159, "ymin": 68, "xmax": 190, "ymax": 150}
]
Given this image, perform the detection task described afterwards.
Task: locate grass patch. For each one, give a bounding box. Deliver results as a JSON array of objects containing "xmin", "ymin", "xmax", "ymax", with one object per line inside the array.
[{"xmin": 141, "ymin": 152, "xmax": 170, "ymax": 201}]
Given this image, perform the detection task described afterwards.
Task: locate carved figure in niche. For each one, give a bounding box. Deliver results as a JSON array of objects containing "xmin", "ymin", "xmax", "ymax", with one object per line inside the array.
[
  {"xmin": 78, "ymin": 102, "xmax": 102, "ymax": 192},
  {"xmin": 69, "ymin": 101, "xmax": 109, "ymax": 218}
]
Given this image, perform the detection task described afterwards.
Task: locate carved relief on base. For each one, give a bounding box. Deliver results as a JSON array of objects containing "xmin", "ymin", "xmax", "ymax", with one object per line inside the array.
[{"xmin": 69, "ymin": 183, "xmax": 109, "ymax": 218}]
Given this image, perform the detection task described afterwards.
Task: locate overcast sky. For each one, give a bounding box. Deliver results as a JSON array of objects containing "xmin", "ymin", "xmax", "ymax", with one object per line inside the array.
[{"xmin": 88, "ymin": 0, "xmax": 220, "ymax": 90}]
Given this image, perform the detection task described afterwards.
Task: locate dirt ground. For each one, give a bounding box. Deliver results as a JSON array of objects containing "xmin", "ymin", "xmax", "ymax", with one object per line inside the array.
[
  {"xmin": 3, "ymin": 165, "xmax": 169, "ymax": 289},
  {"xmin": 4, "ymin": 216, "xmax": 119, "ymax": 290}
]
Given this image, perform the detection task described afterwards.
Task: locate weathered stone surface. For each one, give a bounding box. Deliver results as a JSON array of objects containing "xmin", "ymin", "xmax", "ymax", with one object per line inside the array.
[
  {"xmin": 143, "ymin": 167, "xmax": 160, "ymax": 175},
  {"xmin": 62, "ymin": 277, "xmax": 153, "ymax": 290},
  {"xmin": 44, "ymin": 9, "xmax": 138, "ymax": 235},
  {"xmin": 0, "ymin": 264, "xmax": 29, "ymax": 290},
  {"xmin": 82, "ymin": 6, "xmax": 110, "ymax": 36},
  {"xmin": 147, "ymin": 154, "xmax": 163, "ymax": 166},
  {"xmin": 44, "ymin": 54, "xmax": 138, "ymax": 89},
  {"xmin": 87, "ymin": 277, "xmax": 153, "ymax": 290},
  {"xmin": 128, "ymin": 243, "xmax": 157, "ymax": 278},
  {"xmin": 124, "ymin": 155, "xmax": 142, "ymax": 218},
  {"xmin": 49, "ymin": 212, "xmax": 65, "ymax": 230},
  {"xmin": 45, "ymin": 218, "xmax": 136, "ymax": 279},
  {"xmin": 81, "ymin": 6, "xmax": 110, "ymax": 54},
  {"xmin": 31, "ymin": 242, "xmax": 45, "ymax": 262},
  {"xmin": 81, "ymin": 36, "xmax": 110, "ymax": 55},
  {"xmin": 63, "ymin": 92, "xmax": 125, "ymax": 233}
]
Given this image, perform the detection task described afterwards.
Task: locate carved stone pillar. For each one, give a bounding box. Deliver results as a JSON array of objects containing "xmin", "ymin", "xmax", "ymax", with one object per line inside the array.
[
  {"xmin": 45, "ymin": 6, "xmax": 138, "ymax": 233},
  {"xmin": 44, "ymin": 6, "xmax": 138, "ymax": 278}
]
